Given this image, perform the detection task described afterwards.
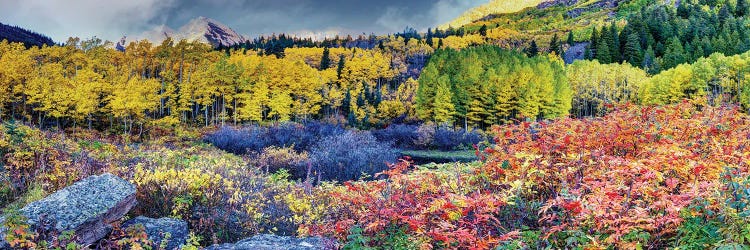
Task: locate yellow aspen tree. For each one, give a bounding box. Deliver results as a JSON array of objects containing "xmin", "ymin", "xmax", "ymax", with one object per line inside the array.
[
  {"xmin": 268, "ymin": 90, "xmax": 293, "ymax": 121},
  {"xmin": 433, "ymin": 75, "xmax": 456, "ymax": 123}
]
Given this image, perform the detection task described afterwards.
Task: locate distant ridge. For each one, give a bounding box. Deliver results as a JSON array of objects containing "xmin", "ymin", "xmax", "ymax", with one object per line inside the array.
[{"xmin": 0, "ymin": 22, "xmax": 54, "ymax": 47}]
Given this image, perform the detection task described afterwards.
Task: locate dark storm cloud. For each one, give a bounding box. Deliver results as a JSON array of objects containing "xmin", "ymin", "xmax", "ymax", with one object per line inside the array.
[{"xmin": 0, "ymin": 0, "xmax": 486, "ymax": 42}]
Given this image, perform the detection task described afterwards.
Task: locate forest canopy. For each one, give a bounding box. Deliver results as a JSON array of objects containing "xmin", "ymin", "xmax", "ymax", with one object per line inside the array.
[{"xmin": 4, "ymin": 36, "xmax": 750, "ymax": 133}]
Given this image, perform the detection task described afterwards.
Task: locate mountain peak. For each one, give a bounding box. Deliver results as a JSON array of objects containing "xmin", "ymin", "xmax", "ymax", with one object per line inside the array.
[
  {"xmin": 125, "ymin": 16, "xmax": 246, "ymax": 48},
  {"xmin": 188, "ymin": 16, "xmax": 215, "ymax": 26},
  {"xmin": 179, "ymin": 16, "xmax": 246, "ymax": 48}
]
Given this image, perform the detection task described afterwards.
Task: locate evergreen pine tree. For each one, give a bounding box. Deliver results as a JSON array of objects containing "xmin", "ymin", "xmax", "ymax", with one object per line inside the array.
[
  {"xmin": 567, "ymin": 31, "xmax": 575, "ymax": 45},
  {"xmin": 623, "ymin": 33, "xmax": 643, "ymax": 67},
  {"xmin": 342, "ymin": 90, "xmax": 352, "ymax": 115},
  {"xmin": 643, "ymin": 45, "xmax": 658, "ymax": 73},
  {"xmin": 720, "ymin": 5, "xmax": 731, "ymax": 25},
  {"xmin": 596, "ymin": 27, "xmax": 612, "ymax": 63},
  {"xmin": 619, "ymin": 27, "xmax": 630, "ymax": 59},
  {"xmin": 610, "ymin": 22, "xmax": 621, "ymax": 62},
  {"xmin": 426, "ymin": 28, "xmax": 434, "ymax": 47},
  {"xmin": 738, "ymin": 0, "xmax": 747, "ymax": 16},
  {"xmin": 677, "ymin": 3, "xmax": 690, "ymax": 18},
  {"xmin": 701, "ymin": 36, "xmax": 714, "ymax": 55},
  {"xmin": 692, "ymin": 40, "xmax": 705, "ymax": 59},
  {"xmin": 550, "ymin": 34, "xmax": 559, "ymax": 55},
  {"xmin": 320, "ymin": 47, "xmax": 331, "ymax": 70},
  {"xmin": 655, "ymin": 42, "xmax": 665, "ymax": 57},
  {"xmin": 479, "ymin": 24, "xmax": 488, "ymax": 36},
  {"xmin": 684, "ymin": 41, "xmax": 694, "ymax": 62},
  {"xmin": 347, "ymin": 110, "xmax": 357, "ymax": 126},
  {"xmin": 590, "ymin": 27, "xmax": 599, "ymax": 59},
  {"xmin": 526, "ymin": 40, "xmax": 539, "ymax": 57},
  {"xmin": 663, "ymin": 37, "xmax": 686, "ymax": 69},
  {"xmin": 336, "ymin": 54, "xmax": 346, "ymax": 79}
]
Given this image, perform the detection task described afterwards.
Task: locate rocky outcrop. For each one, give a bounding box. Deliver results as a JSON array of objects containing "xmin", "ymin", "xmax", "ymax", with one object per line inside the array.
[
  {"xmin": 538, "ymin": 0, "xmax": 579, "ymax": 9},
  {"xmin": 566, "ymin": 0, "xmax": 622, "ymax": 18},
  {"xmin": 1, "ymin": 173, "xmax": 136, "ymax": 247},
  {"xmin": 206, "ymin": 234, "xmax": 334, "ymax": 250},
  {"xmin": 565, "ymin": 42, "xmax": 590, "ymax": 64},
  {"xmin": 123, "ymin": 216, "xmax": 189, "ymax": 250}
]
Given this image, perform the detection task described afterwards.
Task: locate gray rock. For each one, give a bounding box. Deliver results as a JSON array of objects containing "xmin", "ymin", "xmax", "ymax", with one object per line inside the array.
[
  {"xmin": 1, "ymin": 173, "xmax": 136, "ymax": 247},
  {"xmin": 206, "ymin": 234, "xmax": 333, "ymax": 250},
  {"xmin": 538, "ymin": 0, "xmax": 579, "ymax": 9},
  {"xmin": 566, "ymin": 0, "xmax": 622, "ymax": 18},
  {"xmin": 122, "ymin": 216, "xmax": 189, "ymax": 250},
  {"xmin": 564, "ymin": 42, "xmax": 590, "ymax": 64}
]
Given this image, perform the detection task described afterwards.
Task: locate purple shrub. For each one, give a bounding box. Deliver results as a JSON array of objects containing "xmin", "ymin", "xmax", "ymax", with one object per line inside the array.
[
  {"xmin": 373, "ymin": 124, "xmax": 485, "ymax": 151},
  {"xmin": 203, "ymin": 126, "xmax": 256, "ymax": 154},
  {"xmin": 372, "ymin": 124, "xmax": 420, "ymax": 149},
  {"xmin": 310, "ymin": 131, "xmax": 398, "ymax": 182},
  {"xmin": 205, "ymin": 122, "xmax": 346, "ymax": 154},
  {"xmin": 433, "ymin": 126, "xmax": 483, "ymax": 151},
  {"xmin": 250, "ymin": 146, "xmax": 310, "ymax": 179}
]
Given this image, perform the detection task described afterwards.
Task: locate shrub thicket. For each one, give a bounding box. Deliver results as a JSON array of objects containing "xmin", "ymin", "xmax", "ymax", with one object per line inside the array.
[
  {"xmin": 206, "ymin": 123, "xmax": 399, "ymax": 182},
  {"xmin": 204, "ymin": 122, "xmax": 346, "ymax": 154},
  {"xmin": 372, "ymin": 123, "xmax": 484, "ymax": 151},
  {"xmin": 310, "ymin": 131, "xmax": 398, "ymax": 182}
]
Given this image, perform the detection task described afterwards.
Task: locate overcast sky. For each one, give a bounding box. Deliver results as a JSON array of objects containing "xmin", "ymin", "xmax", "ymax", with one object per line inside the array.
[{"xmin": 0, "ymin": 0, "xmax": 487, "ymax": 42}]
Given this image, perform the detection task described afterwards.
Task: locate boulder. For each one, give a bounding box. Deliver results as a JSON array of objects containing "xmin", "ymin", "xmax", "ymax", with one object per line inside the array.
[
  {"xmin": 206, "ymin": 234, "xmax": 333, "ymax": 250},
  {"xmin": 1, "ymin": 173, "xmax": 136, "ymax": 246},
  {"xmin": 122, "ymin": 216, "xmax": 189, "ymax": 250}
]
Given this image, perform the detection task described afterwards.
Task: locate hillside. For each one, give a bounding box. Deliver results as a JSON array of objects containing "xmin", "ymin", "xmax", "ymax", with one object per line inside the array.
[
  {"xmin": 440, "ymin": 0, "xmax": 546, "ymax": 29},
  {"xmin": 0, "ymin": 22, "xmax": 54, "ymax": 47},
  {"xmin": 454, "ymin": 0, "xmax": 621, "ymax": 48}
]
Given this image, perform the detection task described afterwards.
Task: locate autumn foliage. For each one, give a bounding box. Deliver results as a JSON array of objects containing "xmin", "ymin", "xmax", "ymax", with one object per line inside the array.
[
  {"xmin": 304, "ymin": 102, "xmax": 750, "ymax": 249},
  {"xmin": 488, "ymin": 101, "xmax": 746, "ymax": 247}
]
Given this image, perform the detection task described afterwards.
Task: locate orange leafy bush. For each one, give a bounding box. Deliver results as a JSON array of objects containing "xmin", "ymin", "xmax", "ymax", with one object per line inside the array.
[
  {"xmin": 307, "ymin": 158, "xmax": 520, "ymax": 249},
  {"xmin": 310, "ymin": 102, "xmax": 750, "ymax": 249},
  {"xmin": 484, "ymin": 101, "xmax": 749, "ymax": 247}
]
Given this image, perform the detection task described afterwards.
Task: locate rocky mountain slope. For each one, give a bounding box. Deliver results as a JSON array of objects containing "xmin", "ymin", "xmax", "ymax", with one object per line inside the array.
[
  {"xmin": 121, "ymin": 16, "xmax": 246, "ymax": 48},
  {"xmin": 179, "ymin": 16, "xmax": 247, "ymax": 47}
]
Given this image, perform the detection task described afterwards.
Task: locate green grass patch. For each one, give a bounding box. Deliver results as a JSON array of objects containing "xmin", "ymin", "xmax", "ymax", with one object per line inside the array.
[{"xmin": 401, "ymin": 150, "xmax": 478, "ymax": 164}]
